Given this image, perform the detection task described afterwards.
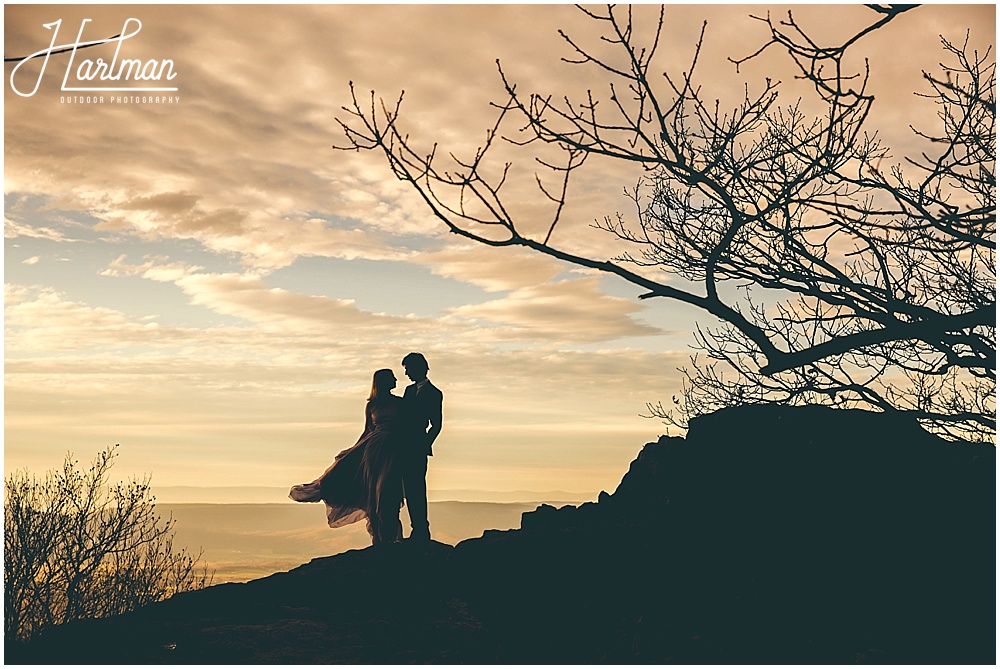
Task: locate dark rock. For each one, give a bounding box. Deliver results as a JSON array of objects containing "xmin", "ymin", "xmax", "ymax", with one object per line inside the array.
[
  {"xmin": 450, "ymin": 405, "xmax": 994, "ymax": 664},
  {"xmin": 12, "ymin": 405, "xmax": 995, "ymax": 664},
  {"xmin": 11, "ymin": 540, "xmax": 490, "ymax": 664}
]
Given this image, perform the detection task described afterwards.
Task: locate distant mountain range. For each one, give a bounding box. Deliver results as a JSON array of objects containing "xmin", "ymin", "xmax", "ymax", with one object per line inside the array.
[
  {"xmin": 160, "ymin": 500, "xmax": 556, "ymax": 584},
  {"xmin": 152, "ymin": 485, "xmax": 596, "ymax": 505}
]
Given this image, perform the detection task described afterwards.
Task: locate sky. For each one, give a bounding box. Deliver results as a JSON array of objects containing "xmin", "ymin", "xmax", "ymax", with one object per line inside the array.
[{"xmin": 4, "ymin": 4, "xmax": 994, "ymax": 502}]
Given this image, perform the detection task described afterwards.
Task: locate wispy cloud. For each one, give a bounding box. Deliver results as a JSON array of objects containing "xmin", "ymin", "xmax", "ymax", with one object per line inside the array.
[
  {"xmin": 417, "ymin": 245, "xmax": 564, "ymax": 292},
  {"xmin": 448, "ymin": 277, "xmax": 663, "ymax": 342},
  {"xmin": 5, "ymin": 216, "xmax": 72, "ymax": 242}
]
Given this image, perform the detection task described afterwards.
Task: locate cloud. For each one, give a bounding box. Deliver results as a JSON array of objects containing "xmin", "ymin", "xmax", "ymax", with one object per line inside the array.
[
  {"xmin": 4, "ymin": 216, "xmax": 72, "ymax": 242},
  {"xmin": 8, "ymin": 5, "xmax": 986, "ymax": 272},
  {"xmin": 148, "ymin": 264, "xmax": 665, "ymax": 346},
  {"xmin": 97, "ymin": 256, "xmax": 426, "ymax": 338},
  {"xmin": 448, "ymin": 276, "xmax": 663, "ymax": 342},
  {"xmin": 94, "ymin": 255, "xmax": 661, "ymax": 348},
  {"xmin": 5, "ymin": 284, "xmax": 166, "ymax": 352},
  {"xmin": 417, "ymin": 245, "xmax": 564, "ymax": 292},
  {"xmin": 173, "ymin": 272, "xmax": 371, "ymax": 330},
  {"xmin": 22, "ymin": 256, "xmax": 40, "ymax": 265},
  {"xmin": 0, "ymin": 6, "xmax": 602, "ymax": 269},
  {"xmin": 90, "ymin": 197, "xmax": 417, "ymax": 269},
  {"xmin": 120, "ymin": 192, "xmax": 201, "ymax": 214},
  {"xmin": 100, "ymin": 254, "xmax": 201, "ymax": 281}
]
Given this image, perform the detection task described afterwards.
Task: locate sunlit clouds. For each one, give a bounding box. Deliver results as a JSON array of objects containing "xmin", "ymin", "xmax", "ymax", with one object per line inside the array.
[{"xmin": 4, "ymin": 4, "xmax": 993, "ymax": 498}]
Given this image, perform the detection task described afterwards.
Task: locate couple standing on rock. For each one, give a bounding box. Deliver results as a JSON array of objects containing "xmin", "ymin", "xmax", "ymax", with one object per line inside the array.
[{"xmin": 290, "ymin": 352, "xmax": 443, "ymax": 545}]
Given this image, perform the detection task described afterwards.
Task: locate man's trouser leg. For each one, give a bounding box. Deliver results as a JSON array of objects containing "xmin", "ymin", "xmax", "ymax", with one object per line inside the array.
[{"xmin": 402, "ymin": 454, "xmax": 430, "ymax": 539}]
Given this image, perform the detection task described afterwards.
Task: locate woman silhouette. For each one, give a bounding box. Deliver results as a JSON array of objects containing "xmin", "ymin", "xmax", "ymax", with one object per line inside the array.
[{"xmin": 289, "ymin": 369, "xmax": 403, "ymax": 545}]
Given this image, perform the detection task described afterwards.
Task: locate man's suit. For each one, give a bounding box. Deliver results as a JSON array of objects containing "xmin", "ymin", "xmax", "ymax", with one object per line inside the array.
[{"xmin": 401, "ymin": 379, "xmax": 442, "ymax": 540}]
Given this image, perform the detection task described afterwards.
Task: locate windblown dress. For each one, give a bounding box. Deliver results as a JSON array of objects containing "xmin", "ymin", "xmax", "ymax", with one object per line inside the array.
[{"xmin": 289, "ymin": 396, "xmax": 403, "ymax": 543}]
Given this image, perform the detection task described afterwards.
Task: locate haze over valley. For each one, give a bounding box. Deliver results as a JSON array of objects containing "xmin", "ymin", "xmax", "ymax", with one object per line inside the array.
[{"xmin": 162, "ymin": 495, "xmax": 592, "ymax": 583}]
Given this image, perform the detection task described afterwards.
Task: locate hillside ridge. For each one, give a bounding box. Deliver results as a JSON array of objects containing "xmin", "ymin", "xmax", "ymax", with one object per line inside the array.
[{"xmin": 12, "ymin": 404, "xmax": 995, "ymax": 664}]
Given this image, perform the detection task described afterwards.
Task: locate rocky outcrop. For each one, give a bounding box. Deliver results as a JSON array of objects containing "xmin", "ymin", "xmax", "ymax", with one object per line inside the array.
[
  {"xmin": 11, "ymin": 405, "xmax": 995, "ymax": 664},
  {"xmin": 453, "ymin": 404, "xmax": 995, "ymax": 663}
]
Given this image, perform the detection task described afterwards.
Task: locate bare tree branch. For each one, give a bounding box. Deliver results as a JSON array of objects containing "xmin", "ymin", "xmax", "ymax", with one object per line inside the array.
[{"xmin": 335, "ymin": 4, "xmax": 995, "ymax": 441}]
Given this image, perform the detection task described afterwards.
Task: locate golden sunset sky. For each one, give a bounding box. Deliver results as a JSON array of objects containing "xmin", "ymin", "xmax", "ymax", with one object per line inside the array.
[{"xmin": 4, "ymin": 4, "xmax": 994, "ymax": 501}]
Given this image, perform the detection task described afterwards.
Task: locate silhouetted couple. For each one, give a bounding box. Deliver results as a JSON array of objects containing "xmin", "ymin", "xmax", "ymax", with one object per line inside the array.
[{"xmin": 289, "ymin": 352, "xmax": 442, "ymax": 545}]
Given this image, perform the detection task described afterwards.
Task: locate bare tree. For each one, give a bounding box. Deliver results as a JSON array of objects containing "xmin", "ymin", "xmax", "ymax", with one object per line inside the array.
[
  {"xmin": 336, "ymin": 5, "xmax": 995, "ymax": 441},
  {"xmin": 4, "ymin": 446, "xmax": 212, "ymax": 643}
]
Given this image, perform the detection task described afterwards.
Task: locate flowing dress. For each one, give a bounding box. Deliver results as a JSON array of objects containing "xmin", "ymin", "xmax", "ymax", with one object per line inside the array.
[{"xmin": 289, "ymin": 396, "xmax": 403, "ymax": 544}]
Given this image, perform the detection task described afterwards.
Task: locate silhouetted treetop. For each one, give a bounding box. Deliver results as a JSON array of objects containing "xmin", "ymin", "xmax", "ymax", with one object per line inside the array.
[{"xmin": 336, "ymin": 5, "xmax": 995, "ymax": 441}]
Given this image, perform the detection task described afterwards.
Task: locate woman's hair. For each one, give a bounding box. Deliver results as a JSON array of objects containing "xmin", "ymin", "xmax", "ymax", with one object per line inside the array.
[{"xmin": 368, "ymin": 368, "xmax": 396, "ymax": 402}]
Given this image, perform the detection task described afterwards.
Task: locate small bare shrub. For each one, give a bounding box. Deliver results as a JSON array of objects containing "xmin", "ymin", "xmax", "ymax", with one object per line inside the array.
[{"xmin": 4, "ymin": 445, "xmax": 211, "ymax": 642}]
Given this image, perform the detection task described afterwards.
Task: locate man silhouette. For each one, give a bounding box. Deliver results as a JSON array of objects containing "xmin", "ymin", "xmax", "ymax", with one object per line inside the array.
[{"xmin": 400, "ymin": 352, "xmax": 442, "ymax": 541}]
